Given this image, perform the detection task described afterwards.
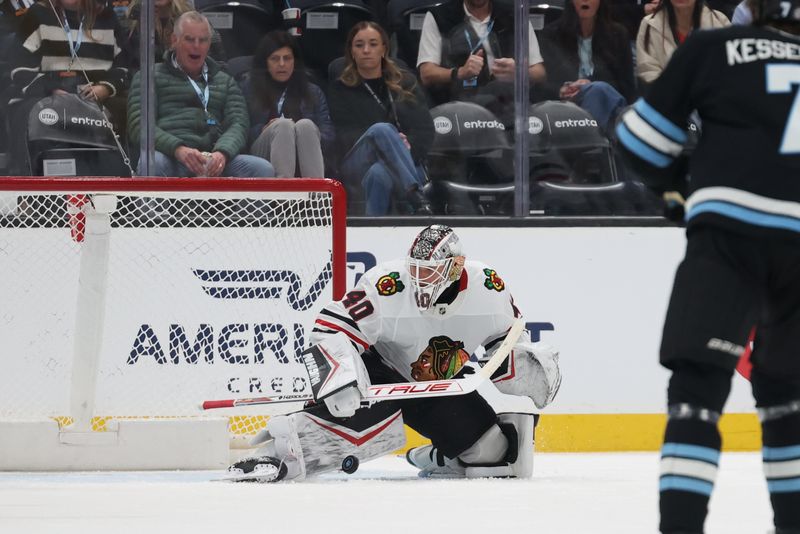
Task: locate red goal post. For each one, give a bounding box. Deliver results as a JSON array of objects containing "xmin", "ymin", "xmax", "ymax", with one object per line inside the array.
[{"xmin": 0, "ymin": 177, "xmax": 347, "ymax": 470}]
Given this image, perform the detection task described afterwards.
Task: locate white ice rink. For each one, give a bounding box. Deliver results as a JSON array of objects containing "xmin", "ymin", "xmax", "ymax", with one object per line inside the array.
[{"xmin": 0, "ymin": 452, "xmax": 773, "ymax": 534}]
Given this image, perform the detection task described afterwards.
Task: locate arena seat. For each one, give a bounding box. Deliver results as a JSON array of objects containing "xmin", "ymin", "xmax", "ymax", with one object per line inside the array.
[
  {"xmin": 386, "ymin": 0, "xmax": 443, "ymax": 70},
  {"xmin": 292, "ymin": 0, "xmax": 374, "ymax": 83},
  {"xmin": 528, "ymin": 100, "xmax": 662, "ymax": 216},
  {"xmin": 195, "ymin": 0, "xmax": 282, "ymax": 58},
  {"xmin": 528, "ymin": 0, "xmax": 565, "ymax": 30},
  {"xmin": 225, "ymin": 55, "xmax": 254, "ymax": 83},
  {"xmin": 25, "ymin": 94, "xmax": 131, "ymax": 177},
  {"xmin": 425, "ymin": 100, "xmax": 514, "ymax": 215}
]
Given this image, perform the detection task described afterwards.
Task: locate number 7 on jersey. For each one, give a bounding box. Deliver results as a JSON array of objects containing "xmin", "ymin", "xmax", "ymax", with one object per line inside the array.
[{"xmin": 766, "ymin": 63, "xmax": 800, "ymax": 154}]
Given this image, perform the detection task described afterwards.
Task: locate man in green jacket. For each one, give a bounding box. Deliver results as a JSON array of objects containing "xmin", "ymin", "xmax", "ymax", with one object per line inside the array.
[{"xmin": 128, "ymin": 11, "xmax": 273, "ymax": 178}]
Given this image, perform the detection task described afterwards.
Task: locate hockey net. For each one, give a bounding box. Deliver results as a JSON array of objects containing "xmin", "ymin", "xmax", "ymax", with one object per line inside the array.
[{"xmin": 0, "ymin": 177, "xmax": 346, "ymax": 470}]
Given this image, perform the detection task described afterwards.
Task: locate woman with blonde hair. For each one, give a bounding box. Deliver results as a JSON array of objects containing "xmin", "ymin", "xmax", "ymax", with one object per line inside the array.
[
  {"xmin": 328, "ymin": 21, "xmax": 434, "ymax": 215},
  {"xmin": 126, "ymin": 0, "xmax": 226, "ymax": 68}
]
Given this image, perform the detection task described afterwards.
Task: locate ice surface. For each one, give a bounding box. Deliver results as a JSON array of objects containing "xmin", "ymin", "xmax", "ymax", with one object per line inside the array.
[{"xmin": 0, "ymin": 452, "xmax": 772, "ymax": 534}]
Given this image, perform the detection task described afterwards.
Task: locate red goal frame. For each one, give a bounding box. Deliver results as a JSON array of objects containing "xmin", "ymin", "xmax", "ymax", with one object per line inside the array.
[{"xmin": 0, "ymin": 176, "xmax": 348, "ymax": 300}]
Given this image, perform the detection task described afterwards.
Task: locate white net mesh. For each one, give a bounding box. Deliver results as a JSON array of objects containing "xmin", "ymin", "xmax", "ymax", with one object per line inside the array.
[{"xmin": 0, "ymin": 179, "xmax": 345, "ymax": 437}]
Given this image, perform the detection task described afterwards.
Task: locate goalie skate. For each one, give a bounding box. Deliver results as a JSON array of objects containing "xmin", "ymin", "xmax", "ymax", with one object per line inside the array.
[{"xmin": 223, "ymin": 455, "xmax": 289, "ymax": 483}]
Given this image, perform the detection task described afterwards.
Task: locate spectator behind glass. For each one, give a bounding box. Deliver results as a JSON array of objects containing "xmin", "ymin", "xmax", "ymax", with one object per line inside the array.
[
  {"xmin": 636, "ymin": 0, "xmax": 728, "ymax": 85},
  {"xmin": 416, "ymin": 0, "xmax": 545, "ymax": 122},
  {"xmin": 608, "ymin": 0, "xmax": 661, "ymax": 45},
  {"xmin": 8, "ymin": 0, "xmax": 129, "ymax": 174},
  {"xmin": 538, "ymin": 0, "xmax": 635, "ymax": 132},
  {"xmin": 127, "ymin": 11, "xmax": 273, "ymax": 178},
  {"xmin": 126, "ymin": 0, "xmax": 226, "ymax": 69},
  {"xmin": 244, "ymin": 30, "xmax": 334, "ymax": 178},
  {"xmin": 329, "ymin": 21, "xmax": 434, "ymax": 216}
]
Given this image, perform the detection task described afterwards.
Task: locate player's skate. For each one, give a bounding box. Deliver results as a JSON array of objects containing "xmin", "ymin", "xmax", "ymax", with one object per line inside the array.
[
  {"xmin": 406, "ymin": 413, "xmax": 536, "ymax": 479},
  {"xmin": 406, "ymin": 444, "xmax": 466, "ymax": 478},
  {"xmin": 228, "ymin": 403, "xmax": 406, "ymax": 482}
]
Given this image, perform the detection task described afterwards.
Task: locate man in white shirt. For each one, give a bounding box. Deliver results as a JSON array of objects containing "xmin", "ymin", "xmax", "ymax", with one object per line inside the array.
[{"xmin": 416, "ymin": 0, "xmax": 545, "ymax": 108}]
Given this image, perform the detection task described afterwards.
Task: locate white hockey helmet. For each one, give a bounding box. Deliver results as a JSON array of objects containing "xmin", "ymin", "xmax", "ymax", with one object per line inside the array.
[{"xmin": 406, "ymin": 225, "xmax": 465, "ymax": 311}]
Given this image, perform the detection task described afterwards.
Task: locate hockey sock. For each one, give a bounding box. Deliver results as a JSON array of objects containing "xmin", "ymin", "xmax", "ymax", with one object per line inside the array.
[
  {"xmin": 659, "ymin": 405, "xmax": 721, "ymax": 534},
  {"xmin": 659, "ymin": 363, "xmax": 731, "ymax": 534},
  {"xmin": 760, "ymin": 406, "xmax": 800, "ymax": 532}
]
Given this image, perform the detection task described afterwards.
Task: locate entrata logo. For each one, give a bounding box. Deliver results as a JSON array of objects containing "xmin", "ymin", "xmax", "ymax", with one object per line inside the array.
[
  {"xmin": 38, "ymin": 108, "xmax": 59, "ymax": 126},
  {"xmin": 71, "ymin": 116, "xmax": 113, "ymax": 128},
  {"xmin": 463, "ymin": 119, "xmax": 505, "ymax": 130},
  {"xmin": 554, "ymin": 118, "xmax": 598, "ymax": 128},
  {"xmin": 434, "ymin": 116, "xmax": 453, "ymax": 134},
  {"xmin": 529, "ymin": 116, "xmax": 544, "ymax": 135}
]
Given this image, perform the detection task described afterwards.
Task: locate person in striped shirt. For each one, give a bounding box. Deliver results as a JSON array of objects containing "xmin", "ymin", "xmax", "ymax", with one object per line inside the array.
[{"xmin": 7, "ymin": 0, "xmax": 129, "ymax": 173}]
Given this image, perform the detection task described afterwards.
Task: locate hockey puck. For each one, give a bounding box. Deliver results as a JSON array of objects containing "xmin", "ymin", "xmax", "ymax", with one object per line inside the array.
[{"xmin": 341, "ymin": 455, "xmax": 359, "ymax": 474}]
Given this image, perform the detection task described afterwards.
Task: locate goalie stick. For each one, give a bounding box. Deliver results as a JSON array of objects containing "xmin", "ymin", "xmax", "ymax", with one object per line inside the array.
[{"xmin": 201, "ymin": 318, "xmax": 525, "ymax": 410}]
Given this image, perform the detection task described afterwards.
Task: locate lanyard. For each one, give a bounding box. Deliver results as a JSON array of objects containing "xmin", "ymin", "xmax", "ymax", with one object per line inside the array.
[
  {"xmin": 276, "ymin": 89, "xmax": 287, "ymax": 118},
  {"xmin": 62, "ymin": 13, "xmax": 84, "ymax": 70},
  {"xmin": 363, "ymin": 80, "xmax": 400, "ymax": 129},
  {"xmin": 464, "ymin": 19, "xmax": 494, "ymax": 55},
  {"xmin": 184, "ymin": 61, "xmax": 217, "ymax": 125}
]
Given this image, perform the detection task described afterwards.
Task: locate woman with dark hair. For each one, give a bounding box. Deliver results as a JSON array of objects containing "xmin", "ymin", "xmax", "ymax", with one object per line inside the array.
[
  {"xmin": 538, "ymin": 0, "xmax": 635, "ymax": 131},
  {"xmin": 636, "ymin": 0, "xmax": 728, "ymax": 85},
  {"xmin": 244, "ymin": 30, "xmax": 333, "ymax": 178},
  {"xmin": 329, "ymin": 21, "xmax": 433, "ymax": 215}
]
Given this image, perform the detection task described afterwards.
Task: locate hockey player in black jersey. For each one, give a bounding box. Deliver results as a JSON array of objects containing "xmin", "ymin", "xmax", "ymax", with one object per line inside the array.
[{"xmin": 616, "ymin": 1, "xmax": 800, "ymax": 532}]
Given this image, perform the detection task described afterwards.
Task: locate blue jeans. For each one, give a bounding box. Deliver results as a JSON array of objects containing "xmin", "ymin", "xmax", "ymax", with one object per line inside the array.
[
  {"xmin": 144, "ymin": 151, "xmax": 274, "ymax": 177},
  {"xmin": 340, "ymin": 123, "xmax": 425, "ymax": 215},
  {"xmin": 575, "ymin": 81, "xmax": 627, "ymax": 134}
]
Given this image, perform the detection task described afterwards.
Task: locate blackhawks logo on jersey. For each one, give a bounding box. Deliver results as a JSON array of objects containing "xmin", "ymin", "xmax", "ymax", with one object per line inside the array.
[
  {"xmin": 410, "ymin": 336, "xmax": 470, "ymax": 381},
  {"xmin": 483, "ymin": 268, "xmax": 505, "ymax": 292},
  {"xmin": 375, "ymin": 271, "xmax": 405, "ymax": 296}
]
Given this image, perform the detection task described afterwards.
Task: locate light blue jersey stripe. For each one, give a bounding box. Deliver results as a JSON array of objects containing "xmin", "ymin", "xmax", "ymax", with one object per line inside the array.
[
  {"xmin": 616, "ymin": 122, "xmax": 673, "ymax": 168},
  {"xmin": 687, "ymin": 201, "xmax": 800, "ymax": 234},
  {"xmin": 662, "ymin": 443, "xmax": 720, "ymax": 464},
  {"xmin": 767, "ymin": 478, "xmax": 800, "ymax": 493},
  {"xmin": 633, "ymin": 99, "xmax": 688, "ymax": 144},
  {"xmin": 764, "ymin": 445, "xmax": 800, "ymax": 461},
  {"xmin": 660, "ymin": 475, "xmax": 714, "ymax": 495}
]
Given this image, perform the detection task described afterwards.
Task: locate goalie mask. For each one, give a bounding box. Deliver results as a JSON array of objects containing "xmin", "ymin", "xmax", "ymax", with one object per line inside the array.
[{"xmin": 407, "ymin": 225, "xmax": 465, "ymax": 311}]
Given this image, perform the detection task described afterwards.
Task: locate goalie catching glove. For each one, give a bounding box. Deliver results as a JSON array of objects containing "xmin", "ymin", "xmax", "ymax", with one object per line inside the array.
[
  {"xmin": 488, "ymin": 329, "xmax": 562, "ymax": 409},
  {"xmin": 301, "ymin": 332, "xmax": 371, "ymax": 418}
]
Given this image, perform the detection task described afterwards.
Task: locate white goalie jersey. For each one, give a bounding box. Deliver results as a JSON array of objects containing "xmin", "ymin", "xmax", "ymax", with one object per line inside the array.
[{"xmin": 311, "ymin": 259, "xmax": 524, "ymax": 383}]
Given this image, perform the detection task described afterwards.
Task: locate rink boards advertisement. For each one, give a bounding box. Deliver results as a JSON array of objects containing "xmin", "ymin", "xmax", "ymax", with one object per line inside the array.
[{"xmin": 0, "ymin": 224, "xmax": 759, "ymax": 451}]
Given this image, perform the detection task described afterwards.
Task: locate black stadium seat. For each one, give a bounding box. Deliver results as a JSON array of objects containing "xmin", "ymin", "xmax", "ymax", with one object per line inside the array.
[
  {"xmin": 291, "ymin": 0, "xmax": 374, "ymax": 83},
  {"xmin": 25, "ymin": 94, "xmax": 131, "ymax": 177},
  {"xmin": 386, "ymin": 0, "xmax": 443, "ymax": 69},
  {"xmin": 225, "ymin": 55, "xmax": 254, "ymax": 83},
  {"xmin": 528, "ymin": 0, "xmax": 565, "ymax": 31},
  {"xmin": 195, "ymin": 0, "xmax": 282, "ymax": 58}
]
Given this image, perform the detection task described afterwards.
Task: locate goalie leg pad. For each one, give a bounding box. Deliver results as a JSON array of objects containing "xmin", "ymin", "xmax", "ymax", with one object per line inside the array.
[
  {"xmin": 302, "ymin": 332, "xmax": 371, "ymax": 418},
  {"xmin": 238, "ymin": 402, "xmax": 406, "ymax": 482},
  {"xmin": 460, "ymin": 414, "xmax": 535, "ymax": 479}
]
